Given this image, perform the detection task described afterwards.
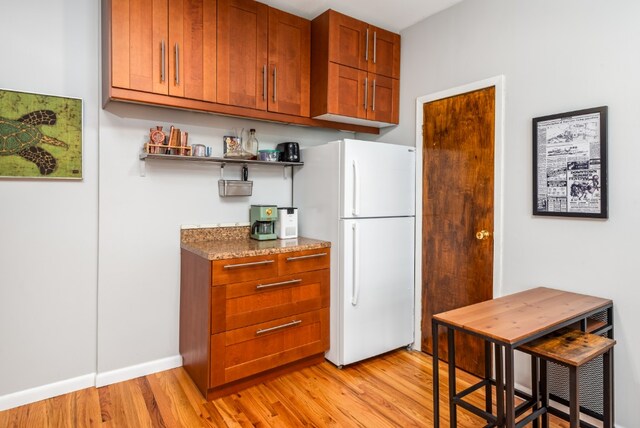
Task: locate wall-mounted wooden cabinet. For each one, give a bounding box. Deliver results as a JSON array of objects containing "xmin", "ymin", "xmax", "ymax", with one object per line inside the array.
[
  {"xmin": 311, "ymin": 9, "xmax": 400, "ymax": 127},
  {"xmin": 103, "ymin": 0, "xmax": 382, "ymax": 134},
  {"xmin": 217, "ymin": 0, "xmax": 310, "ymax": 117}
]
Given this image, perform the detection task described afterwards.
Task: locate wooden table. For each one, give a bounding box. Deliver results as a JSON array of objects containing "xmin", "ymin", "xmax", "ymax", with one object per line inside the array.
[{"xmin": 431, "ymin": 287, "xmax": 613, "ymax": 428}]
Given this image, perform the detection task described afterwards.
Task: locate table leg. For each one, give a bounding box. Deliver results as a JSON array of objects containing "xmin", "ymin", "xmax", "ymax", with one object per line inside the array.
[
  {"xmin": 485, "ymin": 341, "xmax": 492, "ymax": 416},
  {"xmin": 448, "ymin": 328, "xmax": 457, "ymax": 428},
  {"xmin": 432, "ymin": 320, "xmax": 440, "ymax": 428},
  {"xmin": 505, "ymin": 346, "xmax": 515, "ymax": 428},
  {"xmin": 495, "ymin": 343, "xmax": 504, "ymax": 427}
]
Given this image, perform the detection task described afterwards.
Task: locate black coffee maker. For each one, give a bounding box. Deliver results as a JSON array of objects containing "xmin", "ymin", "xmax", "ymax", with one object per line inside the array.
[{"xmin": 276, "ymin": 142, "xmax": 300, "ymax": 162}]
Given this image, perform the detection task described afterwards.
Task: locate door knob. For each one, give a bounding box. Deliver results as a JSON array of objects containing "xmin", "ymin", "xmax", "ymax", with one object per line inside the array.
[{"xmin": 476, "ymin": 230, "xmax": 491, "ymax": 240}]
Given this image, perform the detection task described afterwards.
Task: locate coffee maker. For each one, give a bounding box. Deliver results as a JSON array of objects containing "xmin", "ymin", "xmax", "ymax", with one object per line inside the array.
[{"xmin": 250, "ymin": 205, "xmax": 278, "ymax": 240}]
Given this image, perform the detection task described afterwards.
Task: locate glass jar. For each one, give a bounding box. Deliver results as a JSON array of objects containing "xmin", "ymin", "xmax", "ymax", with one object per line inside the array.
[{"xmin": 243, "ymin": 129, "xmax": 259, "ymax": 160}]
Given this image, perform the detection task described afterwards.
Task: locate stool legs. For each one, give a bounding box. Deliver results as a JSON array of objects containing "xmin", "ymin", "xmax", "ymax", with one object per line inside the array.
[
  {"xmin": 531, "ymin": 356, "xmax": 539, "ymax": 428},
  {"xmin": 540, "ymin": 360, "xmax": 548, "ymax": 428}
]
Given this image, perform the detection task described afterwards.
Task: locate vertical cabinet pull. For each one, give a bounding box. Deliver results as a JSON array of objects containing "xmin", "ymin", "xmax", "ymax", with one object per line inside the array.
[
  {"xmin": 372, "ymin": 79, "xmax": 376, "ymax": 112},
  {"xmin": 160, "ymin": 40, "xmax": 165, "ymax": 82},
  {"xmin": 373, "ymin": 31, "xmax": 377, "ymax": 64},
  {"xmin": 273, "ymin": 66, "xmax": 277, "ymax": 103},
  {"xmin": 363, "ymin": 77, "xmax": 368, "ymax": 111},
  {"xmin": 365, "ymin": 28, "xmax": 369, "ymax": 61},
  {"xmin": 174, "ymin": 43, "xmax": 180, "ymax": 85},
  {"xmin": 262, "ymin": 64, "xmax": 267, "ymax": 101}
]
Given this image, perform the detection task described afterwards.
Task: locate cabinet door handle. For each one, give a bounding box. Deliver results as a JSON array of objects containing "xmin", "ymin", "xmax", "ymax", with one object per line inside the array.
[
  {"xmin": 174, "ymin": 43, "xmax": 180, "ymax": 85},
  {"xmin": 223, "ymin": 259, "xmax": 274, "ymax": 269},
  {"xmin": 256, "ymin": 279, "xmax": 302, "ymax": 290},
  {"xmin": 256, "ymin": 319, "xmax": 301, "ymax": 335},
  {"xmin": 373, "ymin": 31, "xmax": 377, "ymax": 64},
  {"xmin": 262, "ymin": 64, "xmax": 267, "ymax": 101},
  {"xmin": 365, "ymin": 28, "xmax": 369, "ymax": 61},
  {"xmin": 161, "ymin": 40, "xmax": 165, "ymax": 82},
  {"xmin": 273, "ymin": 66, "xmax": 277, "ymax": 103},
  {"xmin": 286, "ymin": 252, "xmax": 327, "ymax": 262},
  {"xmin": 363, "ymin": 77, "xmax": 368, "ymax": 111},
  {"xmin": 372, "ymin": 79, "xmax": 376, "ymax": 112}
]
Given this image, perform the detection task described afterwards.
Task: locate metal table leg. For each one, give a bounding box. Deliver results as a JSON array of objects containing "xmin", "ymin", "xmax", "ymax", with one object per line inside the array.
[
  {"xmin": 495, "ymin": 343, "xmax": 504, "ymax": 427},
  {"xmin": 432, "ymin": 320, "xmax": 440, "ymax": 428},
  {"xmin": 448, "ymin": 328, "xmax": 457, "ymax": 427},
  {"xmin": 485, "ymin": 341, "xmax": 493, "ymax": 416},
  {"xmin": 505, "ymin": 346, "xmax": 515, "ymax": 428}
]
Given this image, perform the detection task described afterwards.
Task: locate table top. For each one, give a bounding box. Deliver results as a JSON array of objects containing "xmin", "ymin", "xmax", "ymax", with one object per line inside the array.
[{"xmin": 433, "ymin": 287, "xmax": 612, "ymax": 345}]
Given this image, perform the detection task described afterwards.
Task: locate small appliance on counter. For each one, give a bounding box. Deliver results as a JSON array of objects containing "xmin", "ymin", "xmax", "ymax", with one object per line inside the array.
[
  {"xmin": 250, "ymin": 205, "xmax": 278, "ymax": 240},
  {"xmin": 276, "ymin": 142, "xmax": 300, "ymax": 162},
  {"xmin": 275, "ymin": 207, "xmax": 298, "ymax": 239}
]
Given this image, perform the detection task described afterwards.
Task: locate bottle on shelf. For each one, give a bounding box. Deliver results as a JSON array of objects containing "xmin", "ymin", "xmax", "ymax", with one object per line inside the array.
[{"xmin": 244, "ymin": 129, "xmax": 259, "ymax": 160}]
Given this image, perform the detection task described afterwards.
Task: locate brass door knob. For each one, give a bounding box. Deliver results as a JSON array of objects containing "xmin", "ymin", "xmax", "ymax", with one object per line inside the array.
[{"xmin": 476, "ymin": 230, "xmax": 491, "ymax": 240}]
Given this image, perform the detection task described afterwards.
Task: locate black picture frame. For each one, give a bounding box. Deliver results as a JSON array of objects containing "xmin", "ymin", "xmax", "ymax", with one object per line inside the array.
[{"xmin": 533, "ymin": 106, "xmax": 608, "ymax": 218}]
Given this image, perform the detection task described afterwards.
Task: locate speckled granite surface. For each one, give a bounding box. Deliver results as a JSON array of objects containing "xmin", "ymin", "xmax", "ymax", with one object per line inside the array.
[{"xmin": 180, "ymin": 226, "xmax": 331, "ymax": 260}]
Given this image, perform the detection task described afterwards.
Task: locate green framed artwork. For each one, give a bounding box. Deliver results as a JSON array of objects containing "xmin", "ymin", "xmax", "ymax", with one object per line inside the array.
[{"xmin": 0, "ymin": 88, "xmax": 82, "ymax": 179}]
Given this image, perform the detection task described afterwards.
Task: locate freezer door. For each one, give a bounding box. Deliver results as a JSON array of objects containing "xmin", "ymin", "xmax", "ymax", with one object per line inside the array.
[
  {"xmin": 341, "ymin": 139, "xmax": 415, "ymax": 218},
  {"xmin": 340, "ymin": 217, "xmax": 414, "ymax": 366}
]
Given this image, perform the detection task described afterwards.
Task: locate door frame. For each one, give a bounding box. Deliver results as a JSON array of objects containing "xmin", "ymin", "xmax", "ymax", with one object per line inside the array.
[{"xmin": 412, "ymin": 75, "xmax": 506, "ymax": 351}]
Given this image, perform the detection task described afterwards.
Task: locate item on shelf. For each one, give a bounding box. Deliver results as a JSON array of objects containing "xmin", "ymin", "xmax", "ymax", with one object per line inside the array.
[
  {"xmin": 145, "ymin": 124, "xmax": 192, "ymax": 156},
  {"xmin": 149, "ymin": 126, "xmax": 166, "ymax": 154},
  {"xmin": 244, "ymin": 129, "xmax": 259, "ymax": 160},
  {"xmin": 218, "ymin": 165, "xmax": 253, "ymax": 197},
  {"xmin": 276, "ymin": 142, "xmax": 300, "ymax": 162},
  {"xmin": 223, "ymin": 135, "xmax": 245, "ymax": 158},
  {"xmin": 192, "ymin": 144, "xmax": 206, "ymax": 157},
  {"xmin": 258, "ymin": 149, "xmax": 279, "ymax": 162}
]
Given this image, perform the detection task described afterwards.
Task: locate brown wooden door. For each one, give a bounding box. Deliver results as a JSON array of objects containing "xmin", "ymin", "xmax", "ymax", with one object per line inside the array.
[
  {"xmin": 216, "ymin": 0, "xmax": 268, "ymax": 109},
  {"xmin": 421, "ymin": 87, "xmax": 495, "ymax": 376},
  {"xmin": 168, "ymin": 0, "xmax": 216, "ymax": 101},
  {"xmin": 111, "ymin": 0, "xmax": 169, "ymax": 94},
  {"xmin": 327, "ymin": 10, "xmax": 368, "ymax": 71},
  {"xmin": 326, "ymin": 63, "xmax": 367, "ymax": 119},
  {"xmin": 366, "ymin": 73, "xmax": 399, "ymax": 124},
  {"xmin": 267, "ymin": 8, "xmax": 310, "ymax": 116},
  {"xmin": 367, "ymin": 26, "xmax": 400, "ymax": 79}
]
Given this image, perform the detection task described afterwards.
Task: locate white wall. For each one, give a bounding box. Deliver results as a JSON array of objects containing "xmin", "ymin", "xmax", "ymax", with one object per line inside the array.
[
  {"xmin": 0, "ymin": 0, "xmax": 99, "ymax": 399},
  {"xmin": 377, "ymin": 1, "xmax": 640, "ymax": 426}
]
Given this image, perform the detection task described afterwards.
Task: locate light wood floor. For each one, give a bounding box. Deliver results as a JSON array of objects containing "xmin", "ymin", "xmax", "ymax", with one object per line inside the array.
[{"xmin": 0, "ymin": 350, "xmax": 571, "ymax": 427}]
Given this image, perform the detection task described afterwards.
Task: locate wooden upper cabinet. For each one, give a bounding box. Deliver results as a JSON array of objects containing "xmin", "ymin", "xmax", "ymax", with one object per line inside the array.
[
  {"xmin": 367, "ymin": 26, "xmax": 400, "ymax": 79},
  {"xmin": 217, "ymin": 0, "xmax": 268, "ymax": 110},
  {"xmin": 327, "ymin": 11, "xmax": 368, "ymax": 71},
  {"xmin": 168, "ymin": 0, "xmax": 217, "ymax": 101},
  {"xmin": 268, "ymin": 8, "xmax": 310, "ymax": 117},
  {"xmin": 367, "ymin": 73, "xmax": 399, "ymax": 124},
  {"xmin": 111, "ymin": 0, "xmax": 169, "ymax": 94}
]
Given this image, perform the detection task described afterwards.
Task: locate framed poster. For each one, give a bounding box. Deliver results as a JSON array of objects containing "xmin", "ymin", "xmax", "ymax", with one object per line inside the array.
[
  {"xmin": 533, "ymin": 106, "xmax": 608, "ymax": 218},
  {"xmin": 0, "ymin": 88, "xmax": 82, "ymax": 179}
]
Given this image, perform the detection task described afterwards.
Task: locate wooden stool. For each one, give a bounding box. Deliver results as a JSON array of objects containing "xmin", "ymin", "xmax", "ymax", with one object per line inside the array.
[{"xmin": 519, "ymin": 328, "xmax": 615, "ymax": 428}]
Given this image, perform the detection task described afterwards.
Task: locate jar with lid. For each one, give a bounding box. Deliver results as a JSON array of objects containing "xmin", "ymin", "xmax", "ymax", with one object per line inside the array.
[{"xmin": 243, "ymin": 129, "xmax": 259, "ymax": 160}]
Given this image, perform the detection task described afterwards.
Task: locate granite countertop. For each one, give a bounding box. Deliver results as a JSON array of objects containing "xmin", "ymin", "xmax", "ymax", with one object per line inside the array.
[{"xmin": 180, "ymin": 226, "xmax": 331, "ymax": 260}]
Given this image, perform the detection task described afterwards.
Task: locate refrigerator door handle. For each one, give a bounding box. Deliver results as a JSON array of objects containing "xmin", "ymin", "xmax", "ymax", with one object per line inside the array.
[
  {"xmin": 351, "ymin": 223, "xmax": 360, "ymax": 306},
  {"xmin": 352, "ymin": 160, "xmax": 360, "ymax": 216}
]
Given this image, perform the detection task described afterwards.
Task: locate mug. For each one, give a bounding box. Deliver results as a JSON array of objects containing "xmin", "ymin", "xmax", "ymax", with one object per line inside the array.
[{"xmin": 192, "ymin": 144, "xmax": 206, "ymax": 156}]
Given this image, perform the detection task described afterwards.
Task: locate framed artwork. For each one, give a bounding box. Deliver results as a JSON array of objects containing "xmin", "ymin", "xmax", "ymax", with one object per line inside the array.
[
  {"xmin": 0, "ymin": 88, "xmax": 82, "ymax": 179},
  {"xmin": 533, "ymin": 106, "xmax": 608, "ymax": 218}
]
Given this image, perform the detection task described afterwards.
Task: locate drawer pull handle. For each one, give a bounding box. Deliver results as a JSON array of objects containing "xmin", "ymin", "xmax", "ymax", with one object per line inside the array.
[
  {"xmin": 256, "ymin": 279, "xmax": 302, "ymax": 290},
  {"xmin": 256, "ymin": 319, "xmax": 302, "ymax": 335},
  {"xmin": 223, "ymin": 260, "xmax": 275, "ymax": 269},
  {"xmin": 286, "ymin": 253, "xmax": 327, "ymax": 262}
]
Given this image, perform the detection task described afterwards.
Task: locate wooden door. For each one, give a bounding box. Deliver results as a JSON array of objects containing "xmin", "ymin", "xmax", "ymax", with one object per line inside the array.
[
  {"xmin": 421, "ymin": 87, "xmax": 495, "ymax": 376},
  {"xmin": 366, "ymin": 74, "xmax": 399, "ymax": 124},
  {"xmin": 326, "ymin": 63, "xmax": 367, "ymax": 119},
  {"xmin": 217, "ymin": 0, "xmax": 268, "ymax": 109},
  {"xmin": 111, "ymin": 0, "xmax": 168, "ymax": 94},
  {"xmin": 327, "ymin": 10, "xmax": 368, "ymax": 71},
  {"xmin": 267, "ymin": 8, "xmax": 310, "ymax": 116},
  {"xmin": 168, "ymin": 0, "xmax": 216, "ymax": 101},
  {"xmin": 367, "ymin": 26, "xmax": 400, "ymax": 79}
]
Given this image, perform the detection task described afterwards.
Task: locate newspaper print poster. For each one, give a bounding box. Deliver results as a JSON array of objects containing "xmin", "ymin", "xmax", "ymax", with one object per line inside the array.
[{"xmin": 533, "ymin": 106, "xmax": 608, "ymax": 218}]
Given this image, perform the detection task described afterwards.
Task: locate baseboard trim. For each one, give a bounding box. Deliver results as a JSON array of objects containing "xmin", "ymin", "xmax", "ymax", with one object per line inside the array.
[
  {"xmin": 95, "ymin": 354, "xmax": 183, "ymax": 387},
  {"xmin": 0, "ymin": 373, "xmax": 96, "ymax": 412}
]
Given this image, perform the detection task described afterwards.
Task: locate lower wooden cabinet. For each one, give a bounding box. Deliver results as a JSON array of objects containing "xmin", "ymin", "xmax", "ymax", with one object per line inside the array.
[{"xmin": 180, "ymin": 247, "xmax": 330, "ymax": 399}]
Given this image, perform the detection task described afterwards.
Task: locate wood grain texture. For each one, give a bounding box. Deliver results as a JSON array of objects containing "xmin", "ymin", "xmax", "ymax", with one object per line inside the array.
[
  {"xmin": 367, "ymin": 73, "xmax": 399, "ymax": 124},
  {"xmin": 368, "ymin": 25, "xmax": 401, "ymax": 79},
  {"xmin": 0, "ymin": 350, "xmax": 573, "ymax": 427},
  {"xmin": 211, "ymin": 254, "xmax": 278, "ymax": 286},
  {"xmin": 422, "ymin": 86, "xmax": 496, "ymax": 376}
]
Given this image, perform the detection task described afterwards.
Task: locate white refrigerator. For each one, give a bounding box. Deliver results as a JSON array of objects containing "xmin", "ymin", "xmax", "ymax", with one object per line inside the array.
[{"xmin": 294, "ymin": 139, "xmax": 415, "ymax": 366}]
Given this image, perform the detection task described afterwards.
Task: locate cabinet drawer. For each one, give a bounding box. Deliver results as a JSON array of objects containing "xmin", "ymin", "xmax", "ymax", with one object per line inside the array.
[
  {"xmin": 212, "ymin": 254, "xmax": 278, "ymax": 286},
  {"xmin": 277, "ymin": 248, "xmax": 330, "ymax": 275},
  {"xmin": 210, "ymin": 308, "xmax": 329, "ymax": 387},
  {"xmin": 219, "ymin": 270, "xmax": 330, "ymax": 331}
]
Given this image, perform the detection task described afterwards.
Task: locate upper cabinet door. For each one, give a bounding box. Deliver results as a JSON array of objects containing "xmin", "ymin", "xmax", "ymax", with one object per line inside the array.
[
  {"xmin": 217, "ymin": 0, "xmax": 268, "ymax": 110},
  {"xmin": 366, "ymin": 73, "xmax": 399, "ymax": 124},
  {"xmin": 327, "ymin": 11, "xmax": 368, "ymax": 71},
  {"xmin": 111, "ymin": 0, "xmax": 169, "ymax": 94},
  {"xmin": 368, "ymin": 26, "xmax": 400, "ymax": 79},
  {"xmin": 267, "ymin": 8, "xmax": 310, "ymax": 117},
  {"xmin": 168, "ymin": 0, "xmax": 216, "ymax": 101}
]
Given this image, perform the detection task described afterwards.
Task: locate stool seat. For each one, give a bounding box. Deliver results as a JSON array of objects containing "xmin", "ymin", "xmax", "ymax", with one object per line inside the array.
[{"xmin": 520, "ymin": 328, "xmax": 616, "ymax": 367}]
